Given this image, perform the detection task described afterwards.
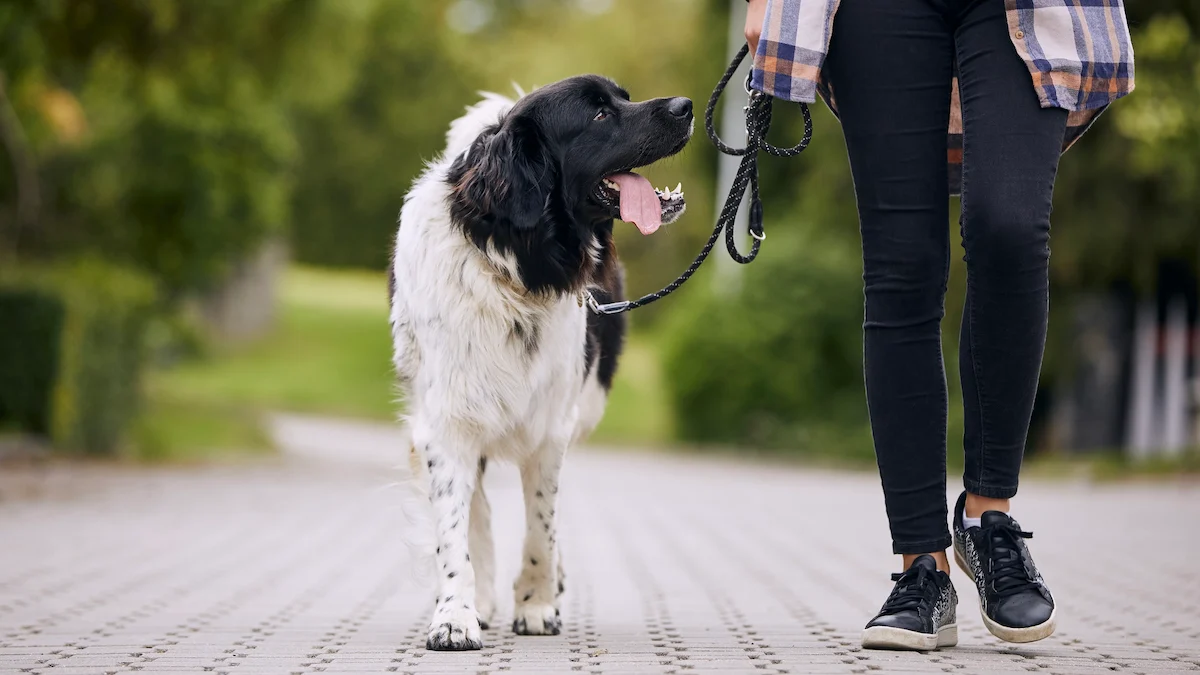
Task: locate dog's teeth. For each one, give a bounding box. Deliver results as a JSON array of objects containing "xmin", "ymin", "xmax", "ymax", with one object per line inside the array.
[{"xmin": 674, "ymin": 183, "xmax": 682, "ymax": 194}]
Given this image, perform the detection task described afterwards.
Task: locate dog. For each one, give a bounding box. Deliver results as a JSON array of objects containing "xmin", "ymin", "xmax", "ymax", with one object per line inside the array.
[{"xmin": 389, "ymin": 75, "xmax": 693, "ymax": 651}]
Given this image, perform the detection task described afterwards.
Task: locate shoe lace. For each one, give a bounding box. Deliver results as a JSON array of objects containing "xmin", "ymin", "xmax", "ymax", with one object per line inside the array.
[
  {"xmin": 880, "ymin": 564, "xmax": 939, "ymax": 615},
  {"xmin": 981, "ymin": 520, "xmax": 1039, "ymax": 598}
]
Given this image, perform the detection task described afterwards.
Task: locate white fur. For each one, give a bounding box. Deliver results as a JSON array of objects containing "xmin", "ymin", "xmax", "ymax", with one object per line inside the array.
[{"xmin": 391, "ymin": 91, "xmax": 608, "ymax": 650}]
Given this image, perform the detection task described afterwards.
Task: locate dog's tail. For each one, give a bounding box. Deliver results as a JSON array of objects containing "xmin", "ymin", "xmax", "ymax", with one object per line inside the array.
[{"xmin": 395, "ymin": 424, "xmax": 439, "ymax": 588}]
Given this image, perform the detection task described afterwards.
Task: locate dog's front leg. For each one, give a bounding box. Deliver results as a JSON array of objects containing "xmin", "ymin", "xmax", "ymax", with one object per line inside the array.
[
  {"xmin": 422, "ymin": 437, "xmax": 483, "ymax": 651},
  {"xmin": 469, "ymin": 457, "xmax": 496, "ymax": 629},
  {"xmin": 512, "ymin": 444, "xmax": 565, "ymax": 636}
]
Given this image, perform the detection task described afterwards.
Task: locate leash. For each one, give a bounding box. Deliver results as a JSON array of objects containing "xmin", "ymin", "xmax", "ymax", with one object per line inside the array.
[{"xmin": 585, "ymin": 43, "xmax": 812, "ymax": 316}]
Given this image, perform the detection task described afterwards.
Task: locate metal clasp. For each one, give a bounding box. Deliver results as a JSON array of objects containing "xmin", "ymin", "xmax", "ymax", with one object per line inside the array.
[{"xmin": 584, "ymin": 291, "xmax": 631, "ymax": 316}]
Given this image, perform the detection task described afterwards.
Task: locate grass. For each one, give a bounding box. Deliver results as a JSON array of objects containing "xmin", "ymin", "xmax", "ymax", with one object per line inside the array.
[
  {"xmin": 142, "ymin": 265, "xmax": 673, "ymax": 459},
  {"xmin": 132, "ymin": 398, "xmax": 272, "ymax": 463},
  {"xmin": 1023, "ymin": 450, "xmax": 1200, "ymax": 482},
  {"xmin": 152, "ymin": 267, "xmax": 396, "ymax": 420},
  {"xmin": 142, "ymin": 267, "xmax": 395, "ymax": 459},
  {"xmin": 591, "ymin": 335, "xmax": 674, "ymax": 446}
]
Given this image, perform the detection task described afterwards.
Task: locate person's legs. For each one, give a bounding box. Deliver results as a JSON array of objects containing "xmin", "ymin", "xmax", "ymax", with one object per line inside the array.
[
  {"xmin": 950, "ymin": 0, "xmax": 1066, "ymax": 643},
  {"xmin": 954, "ymin": 0, "xmax": 1067, "ymax": 507},
  {"xmin": 824, "ymin": 0, "xmax": 955, "ymax": 563}
]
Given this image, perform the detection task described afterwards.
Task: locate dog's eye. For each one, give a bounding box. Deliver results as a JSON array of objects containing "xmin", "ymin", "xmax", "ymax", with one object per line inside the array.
[{"xmin": 593, "ymin": 110, "xmax": 609, "ymax": 122}]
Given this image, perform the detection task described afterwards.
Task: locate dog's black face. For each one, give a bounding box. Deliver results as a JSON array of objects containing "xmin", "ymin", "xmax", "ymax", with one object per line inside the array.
[{"xmin": 447, "ymin": 75, "xmax": 693, "ymax": 295}]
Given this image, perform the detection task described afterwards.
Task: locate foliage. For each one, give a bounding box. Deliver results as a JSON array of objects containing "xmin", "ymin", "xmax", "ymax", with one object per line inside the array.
[
  {"xmin": 0, "ymin": 286, "xmax": 62, "ymax": 434},
  {"xmin": 0, "ymin": 0, "xmax": 385, "ymax": 296},
  {"xmin": 287, "ymin": 0, "xmax": 731, "ymax": 322},
  {"xmin": 1051, "ymin": 10, "xmax": 1200, "ymax": 292},
  {"xmin": 0, "ymin": 259, "xmax": 155, "ymax": 455},
  {"xmin": 290, "ymin": 3, "xmax": 482, "ymax": 269},
  {"xmin": 662, "ymin": 226, "xmax": 873, "ymax": 457}
]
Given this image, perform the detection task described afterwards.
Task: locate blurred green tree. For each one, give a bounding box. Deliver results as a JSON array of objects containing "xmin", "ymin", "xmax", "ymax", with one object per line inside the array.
[
  {"xmin": 0, "ymin": 0, "xmax": 385, "ymax": 297},
  {"xmin": 289, "ymin": 2, "xmax": 481, "ymax": 269},
  {"xmin": 1052, "ymin": 7, "xmax": 1200, "ymax": 292}
]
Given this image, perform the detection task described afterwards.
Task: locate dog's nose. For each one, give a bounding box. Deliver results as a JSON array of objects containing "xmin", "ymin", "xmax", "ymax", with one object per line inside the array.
[{"xmin": 667, "ymin": 97, "xmax": 693, "ymax": 118}]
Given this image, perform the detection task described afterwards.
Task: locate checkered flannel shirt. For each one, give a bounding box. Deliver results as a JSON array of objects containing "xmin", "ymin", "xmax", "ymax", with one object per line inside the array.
[{"xmin": 750, "ymin": 0, "xmax": 1136, "ymax": 194}]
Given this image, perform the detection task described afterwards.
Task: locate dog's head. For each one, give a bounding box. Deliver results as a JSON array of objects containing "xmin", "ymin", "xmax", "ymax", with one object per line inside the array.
[{"xmin": 447, "ymin": 75, "xmax": 693, "ymax": 294}]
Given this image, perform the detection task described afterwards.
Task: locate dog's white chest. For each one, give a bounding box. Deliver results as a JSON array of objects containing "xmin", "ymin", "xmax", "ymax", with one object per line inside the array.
[{"xmin": 390, "ymin": 189, "xmax": 588, "ymax": 456}]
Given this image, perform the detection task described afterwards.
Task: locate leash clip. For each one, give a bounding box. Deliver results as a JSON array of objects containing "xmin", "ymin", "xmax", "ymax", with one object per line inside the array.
[{"xmin": 584, "ymin": 290, "xmax": 631, "ymax": 316}]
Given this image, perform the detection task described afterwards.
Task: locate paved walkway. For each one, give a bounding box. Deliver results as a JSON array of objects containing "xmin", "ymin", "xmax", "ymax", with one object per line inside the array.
[{"xmin": 2, "ymin": 415, "xmax": 1198, "ymax": 674}]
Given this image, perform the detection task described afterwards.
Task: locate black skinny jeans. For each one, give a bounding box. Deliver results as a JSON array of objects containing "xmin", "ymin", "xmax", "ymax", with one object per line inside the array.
[{"xmin": 824, "ymin": 0, "xmax": 1068, "ymax": 554}]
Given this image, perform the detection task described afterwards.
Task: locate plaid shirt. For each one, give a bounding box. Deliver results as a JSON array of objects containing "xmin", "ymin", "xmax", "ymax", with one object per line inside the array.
[{"xmin": 751, "ymin": 0, "xmax": 1135, "ymax": 194}]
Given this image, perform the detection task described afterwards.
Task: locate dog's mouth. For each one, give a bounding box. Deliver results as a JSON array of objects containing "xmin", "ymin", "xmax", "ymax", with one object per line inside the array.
[{"xmin": 592, "ymin": 172, "xmax": 686, "ymax": 235}]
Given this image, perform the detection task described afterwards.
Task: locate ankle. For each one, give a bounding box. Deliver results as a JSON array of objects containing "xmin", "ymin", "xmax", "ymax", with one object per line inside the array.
[
  {"xmin": 902, "ymin": 551, "xmax": 950, "ymax": 574},
  {"xmin": 964, "ymin": 493, "xmax": 1010, "ymax": 519}
]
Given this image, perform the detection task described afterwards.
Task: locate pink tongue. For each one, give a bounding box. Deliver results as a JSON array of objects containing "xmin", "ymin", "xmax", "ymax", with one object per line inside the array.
[{"xmin": 609, "ymin": 172, "xmax": 661, "ymax": 235}]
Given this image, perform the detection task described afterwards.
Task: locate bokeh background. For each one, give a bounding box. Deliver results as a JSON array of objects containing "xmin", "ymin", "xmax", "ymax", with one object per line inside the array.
[{"xmin": 1, "ymin": 0, "xmax": 1197, "ymax": 473}]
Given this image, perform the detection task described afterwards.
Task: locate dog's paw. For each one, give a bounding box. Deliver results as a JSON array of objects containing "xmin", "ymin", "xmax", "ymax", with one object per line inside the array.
[
  {"xmin": 512, "ymin": 602, "xmax": 562, "ymax": 636},
  {"xmin": 425, "ymin": 608, "xmax": 483, "ymax": 651},
  {"xmin": 477, "ymin": 596, "xmax": 496, "ymax": 631}
]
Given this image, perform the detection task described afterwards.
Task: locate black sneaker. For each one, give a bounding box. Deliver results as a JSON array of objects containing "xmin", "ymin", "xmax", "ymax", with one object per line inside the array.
[
  {"xmin": 952, "ymin": 491, "xmax": 1056, "ymax": 643},
  {"xmin": 862, "ymin": 554, "xmax": 958, "ymax": 651}
]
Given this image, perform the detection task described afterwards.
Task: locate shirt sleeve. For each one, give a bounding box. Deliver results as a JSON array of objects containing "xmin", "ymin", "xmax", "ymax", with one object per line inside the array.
[{"xmin": 749, "ymin": 0, "xmax": 832, "ymax": 104}]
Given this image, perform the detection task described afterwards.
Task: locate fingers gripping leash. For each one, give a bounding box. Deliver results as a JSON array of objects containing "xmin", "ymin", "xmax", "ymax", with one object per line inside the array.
[{"xmin": 585, "ymin": 44, "xmax": 813, "ymax": 316}]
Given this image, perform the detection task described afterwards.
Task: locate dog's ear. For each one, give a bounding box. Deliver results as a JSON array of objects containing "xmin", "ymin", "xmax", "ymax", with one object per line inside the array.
[{"xmin": 448, "ymin": 118, "xmax": 554, "ymax": 232}]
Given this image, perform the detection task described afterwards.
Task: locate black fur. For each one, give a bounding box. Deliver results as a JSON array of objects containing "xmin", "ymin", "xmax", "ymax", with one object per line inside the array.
[{"xmin": 584, "ymin": 266, "xmax": 626, "ymax": 392}]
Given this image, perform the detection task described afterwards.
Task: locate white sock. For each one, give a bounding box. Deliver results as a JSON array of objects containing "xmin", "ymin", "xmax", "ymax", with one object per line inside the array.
[{"xmin": 961, "ymin": 503, "xmax": 982, "ymax": 529}]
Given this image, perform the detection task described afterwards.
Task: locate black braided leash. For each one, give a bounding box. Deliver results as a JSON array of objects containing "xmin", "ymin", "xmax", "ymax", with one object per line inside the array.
[{"xmin": 585, "ymin": 44, "xmax": 813, "ymax": 315}]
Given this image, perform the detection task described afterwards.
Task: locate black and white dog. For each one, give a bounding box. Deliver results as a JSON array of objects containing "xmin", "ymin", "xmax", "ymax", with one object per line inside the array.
[{"xmin": 390, "ymin": 76, "xmax": 693, "ymax": 651}]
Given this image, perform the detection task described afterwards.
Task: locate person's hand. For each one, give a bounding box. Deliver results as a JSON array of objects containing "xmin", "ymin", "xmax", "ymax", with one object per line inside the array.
[{"xmin": 745, "ymin": 0, "xmax": 768, "ymax": 56}]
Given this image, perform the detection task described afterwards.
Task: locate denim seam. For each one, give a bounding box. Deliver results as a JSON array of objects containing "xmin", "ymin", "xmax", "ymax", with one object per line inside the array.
[
  {"xmin": 892, "ymin": 534, "xmax": 954, "ymax": 556},
  {"xmin": 939, "ymin": 209, "xmax": 951, "ymax": 492},
  {"xmin": 963, "ymin": 478, "xmax": 1017, "ymax": 500},
  {"xmin": 956, "ymin": 37, "xmax": 992, "ymax": 498}
]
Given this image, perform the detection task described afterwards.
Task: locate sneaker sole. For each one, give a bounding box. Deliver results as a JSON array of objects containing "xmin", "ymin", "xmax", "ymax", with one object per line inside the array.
[
  {"xmin": 861, "ymin": 623, "xmax": 958, "ymax": 651},
  {"xmin": 954, "ymin": 549, "xmax": 1057, "ymax": 643}
]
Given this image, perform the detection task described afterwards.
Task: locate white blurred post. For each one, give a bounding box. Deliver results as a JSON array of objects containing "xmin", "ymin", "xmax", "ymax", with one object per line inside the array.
[
  {"xmin": 713, "ymin": 0, "xmax": 753, "ymax": 294},
  {"xmin": 1193, "ymin": 310, "xmax": 1200, "ymax": 448},
  {"xmin": 1162, "ymin": 298, "xmax": 1188, "ymax": 456},
  {"xmin": 1125, "ymin": 302, "xmax": 1159, "ymax": 459}
]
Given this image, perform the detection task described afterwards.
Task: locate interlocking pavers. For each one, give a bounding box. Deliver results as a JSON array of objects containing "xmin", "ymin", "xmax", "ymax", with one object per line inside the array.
[{"xmin": 1, "ymin": 414, "xmax": 1198, "ymax": 674}]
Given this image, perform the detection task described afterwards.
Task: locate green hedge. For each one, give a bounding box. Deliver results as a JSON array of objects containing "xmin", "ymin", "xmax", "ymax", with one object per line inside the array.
[
  {"xmin": 0, "ymin": 288, "xmax": 64, "ymax": 435},
  {"xmin": 660, "ymin": 224, "xmax": 970, "ymax": 463},
  {"xmin": 0, "ymin": 260, "xmax": 156, "ymax": 455},
  {"xmin": 660, "ymin": 231, "xmax": 876, "ymax": 460}
]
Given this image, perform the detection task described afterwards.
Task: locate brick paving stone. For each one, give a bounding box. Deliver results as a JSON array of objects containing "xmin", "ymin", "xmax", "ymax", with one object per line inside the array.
[{"xmin": 1, "ymin": 414, "xmax": 1198, "ymax": 674}]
